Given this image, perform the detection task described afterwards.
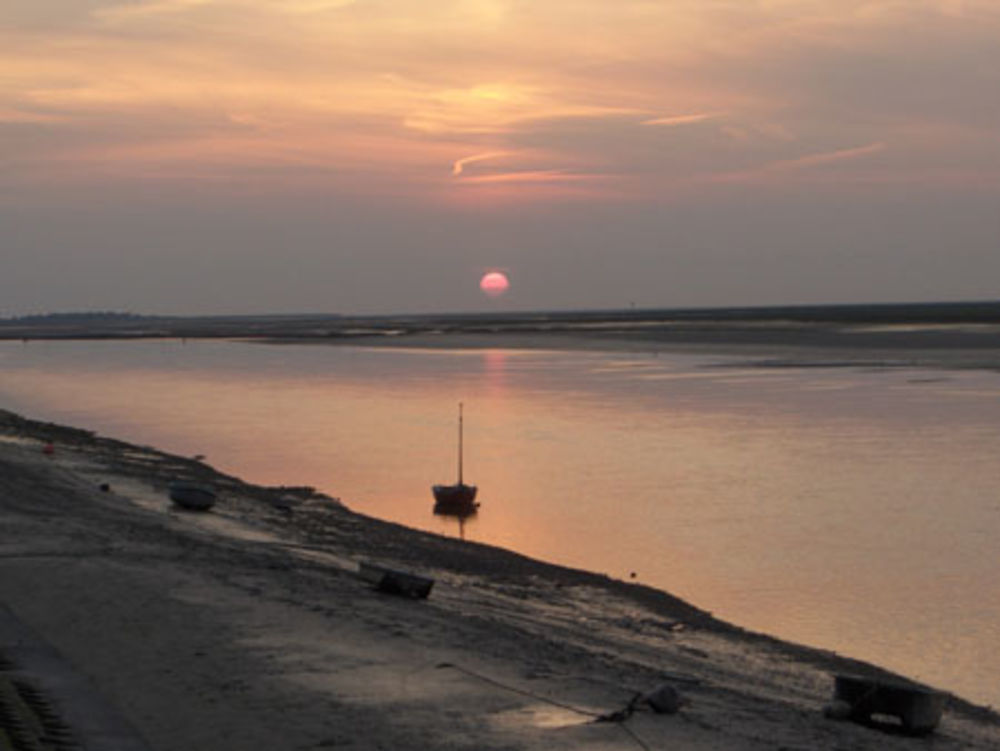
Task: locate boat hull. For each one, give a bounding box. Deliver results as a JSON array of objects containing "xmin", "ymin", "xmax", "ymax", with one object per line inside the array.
[
  {"xmin": 432, "ymin": 483, "xmax": 478, "ymax": 514},
  {"xmin": 169, "ymin": 482, "xmax": 217, "ymax": 511},
  {"xmin": 358, "ymin": 562, "xmax": 434, "ymax": 599},
  {"xmin": 832, "ymin": 674, "xmax": 948, "ymax": 734}
]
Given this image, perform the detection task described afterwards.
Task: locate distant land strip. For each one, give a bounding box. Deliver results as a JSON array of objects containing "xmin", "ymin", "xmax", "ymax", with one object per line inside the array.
[{"xmin": 2, "ymin": 301, "xmax": 1000, "ymax": 352}]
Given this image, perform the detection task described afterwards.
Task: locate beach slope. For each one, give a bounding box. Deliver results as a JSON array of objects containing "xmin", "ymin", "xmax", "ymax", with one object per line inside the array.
[{"xmin": 1, "ymin": 410, "xmax": 997, "ymax": 750}]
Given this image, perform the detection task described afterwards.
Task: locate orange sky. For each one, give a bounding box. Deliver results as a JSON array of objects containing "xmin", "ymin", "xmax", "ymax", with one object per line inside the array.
[{"xmin": 2, "ymin": 1, "xmax": 999, "ymax": 313}]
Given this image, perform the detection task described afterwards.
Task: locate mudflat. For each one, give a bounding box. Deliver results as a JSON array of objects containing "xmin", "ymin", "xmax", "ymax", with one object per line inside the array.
[{"xmin": 1, "ymin": 409, "xmax": 998, "ymax": 750}]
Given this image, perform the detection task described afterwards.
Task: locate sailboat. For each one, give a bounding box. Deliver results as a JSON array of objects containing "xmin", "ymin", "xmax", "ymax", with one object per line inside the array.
[{"xmin": 432, "ymin": 402, "xmax": 479, "ymax": 515}]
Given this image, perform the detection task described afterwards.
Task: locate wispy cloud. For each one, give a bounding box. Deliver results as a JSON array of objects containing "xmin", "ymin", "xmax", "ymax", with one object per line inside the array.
[
  {"xmin": 93, "ymin": 0, "xmax": 216, "ymax": 23},
  {"xmin": 452, "ymin": 151, "xmax": 510, "ymax": 176},
  {"xmin": 641, "ymin": 112, "xmax": 724, "ymax": 127},
  {"xmin": 765, "ymin": 141, "xmax": 888, "ymax": 172},
  {"xmin": 0, "ymin": 107, "xmax": 64, "ymax": 124},
  {"xmin": 456, "ymin": 170, "xmax": 600, "ymax": 185},
  {"xmin": 708, "ymin": 141, "xmax": 890, "ymax": 184},
  {"xmin": 94, "ymin": 0, "xmax": 357, "ymax": 24}
]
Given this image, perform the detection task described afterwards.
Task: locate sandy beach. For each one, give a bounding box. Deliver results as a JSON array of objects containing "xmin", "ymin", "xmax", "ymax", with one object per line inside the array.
[{"xmin": 1, "ymin": 406, "xmax": 998, "ymax": 750}]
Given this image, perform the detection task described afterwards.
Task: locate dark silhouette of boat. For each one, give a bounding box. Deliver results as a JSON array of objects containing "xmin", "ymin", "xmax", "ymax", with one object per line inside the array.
[
  {"xmin": 169, "ymin": 481, "xmax": 217, "ymax": 511},
  {"xmin": 830, "ymin": 674, "xmax": 947, "ymax": 735},
  {"xmin": 432, "ymin": 403, "xmax": 478, "ymax": 515},
  {"xmin": 358, "ymin": 562, "xmax": 434, "ymax": 599}
]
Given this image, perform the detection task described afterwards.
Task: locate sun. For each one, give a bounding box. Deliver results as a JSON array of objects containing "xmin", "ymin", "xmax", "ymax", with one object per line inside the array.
[{"xmin": 479, "ymin": 271, "xmax": 510, "ymax": 298}]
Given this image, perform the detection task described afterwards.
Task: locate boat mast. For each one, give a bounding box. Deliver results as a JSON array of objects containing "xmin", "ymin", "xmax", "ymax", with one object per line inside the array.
[{"xmin": 457, "ymin": 402, "xmax": 464, "ymax": 485}]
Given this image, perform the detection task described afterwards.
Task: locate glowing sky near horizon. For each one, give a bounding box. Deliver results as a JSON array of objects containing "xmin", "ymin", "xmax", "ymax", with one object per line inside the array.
[{"xmin": 2, "ymin": 1, "xmax": 999, "ymax": 315}]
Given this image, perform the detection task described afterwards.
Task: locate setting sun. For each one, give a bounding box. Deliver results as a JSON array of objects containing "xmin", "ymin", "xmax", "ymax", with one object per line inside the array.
[{"xmin": 479, "ymin": 271, "xmax": 510, "ymax": 298}]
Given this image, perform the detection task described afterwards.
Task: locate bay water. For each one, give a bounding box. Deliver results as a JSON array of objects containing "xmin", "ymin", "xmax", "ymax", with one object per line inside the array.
[{"xmin": 1, "ymin": 338, "xmax": 997, "ymax": 706}]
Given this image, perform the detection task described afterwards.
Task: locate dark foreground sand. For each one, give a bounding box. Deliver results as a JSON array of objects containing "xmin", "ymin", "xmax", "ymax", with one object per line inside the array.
[{"xmin": 1, "ymin": 408, "xmax": 998, "ymax": 750}]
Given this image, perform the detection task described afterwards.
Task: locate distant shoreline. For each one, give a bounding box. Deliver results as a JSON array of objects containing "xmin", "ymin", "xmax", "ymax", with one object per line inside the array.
[
  {"xmin": 2, "ymin": 299, "xmax": 1000, "ymax": 337},
  {"xmin": 2, "ymin": 302, "xmax": 999, "ymax": 372}
]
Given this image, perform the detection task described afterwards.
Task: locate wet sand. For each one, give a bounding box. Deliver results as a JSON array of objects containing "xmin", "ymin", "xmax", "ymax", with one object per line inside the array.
[{"xmin": 1, "ymin": 408, "xmax": 998, "ymax": 750}]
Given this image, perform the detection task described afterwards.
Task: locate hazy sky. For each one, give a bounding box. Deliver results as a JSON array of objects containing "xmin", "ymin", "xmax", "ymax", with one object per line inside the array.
[{"xmin": 3, "ymin": 1, "xmax": 998, "ymax": 315}]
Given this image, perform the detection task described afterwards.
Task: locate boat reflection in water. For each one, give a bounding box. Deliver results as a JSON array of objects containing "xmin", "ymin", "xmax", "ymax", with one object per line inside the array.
[{"xmin": 433, "ymin": 502, "xmax": 478, "ymax": 540}]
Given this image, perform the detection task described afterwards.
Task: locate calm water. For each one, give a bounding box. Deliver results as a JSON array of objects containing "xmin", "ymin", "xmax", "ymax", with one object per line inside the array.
[{"xmin": 1, "ymin": 339, "xmax": 998, "ymax": 706}]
